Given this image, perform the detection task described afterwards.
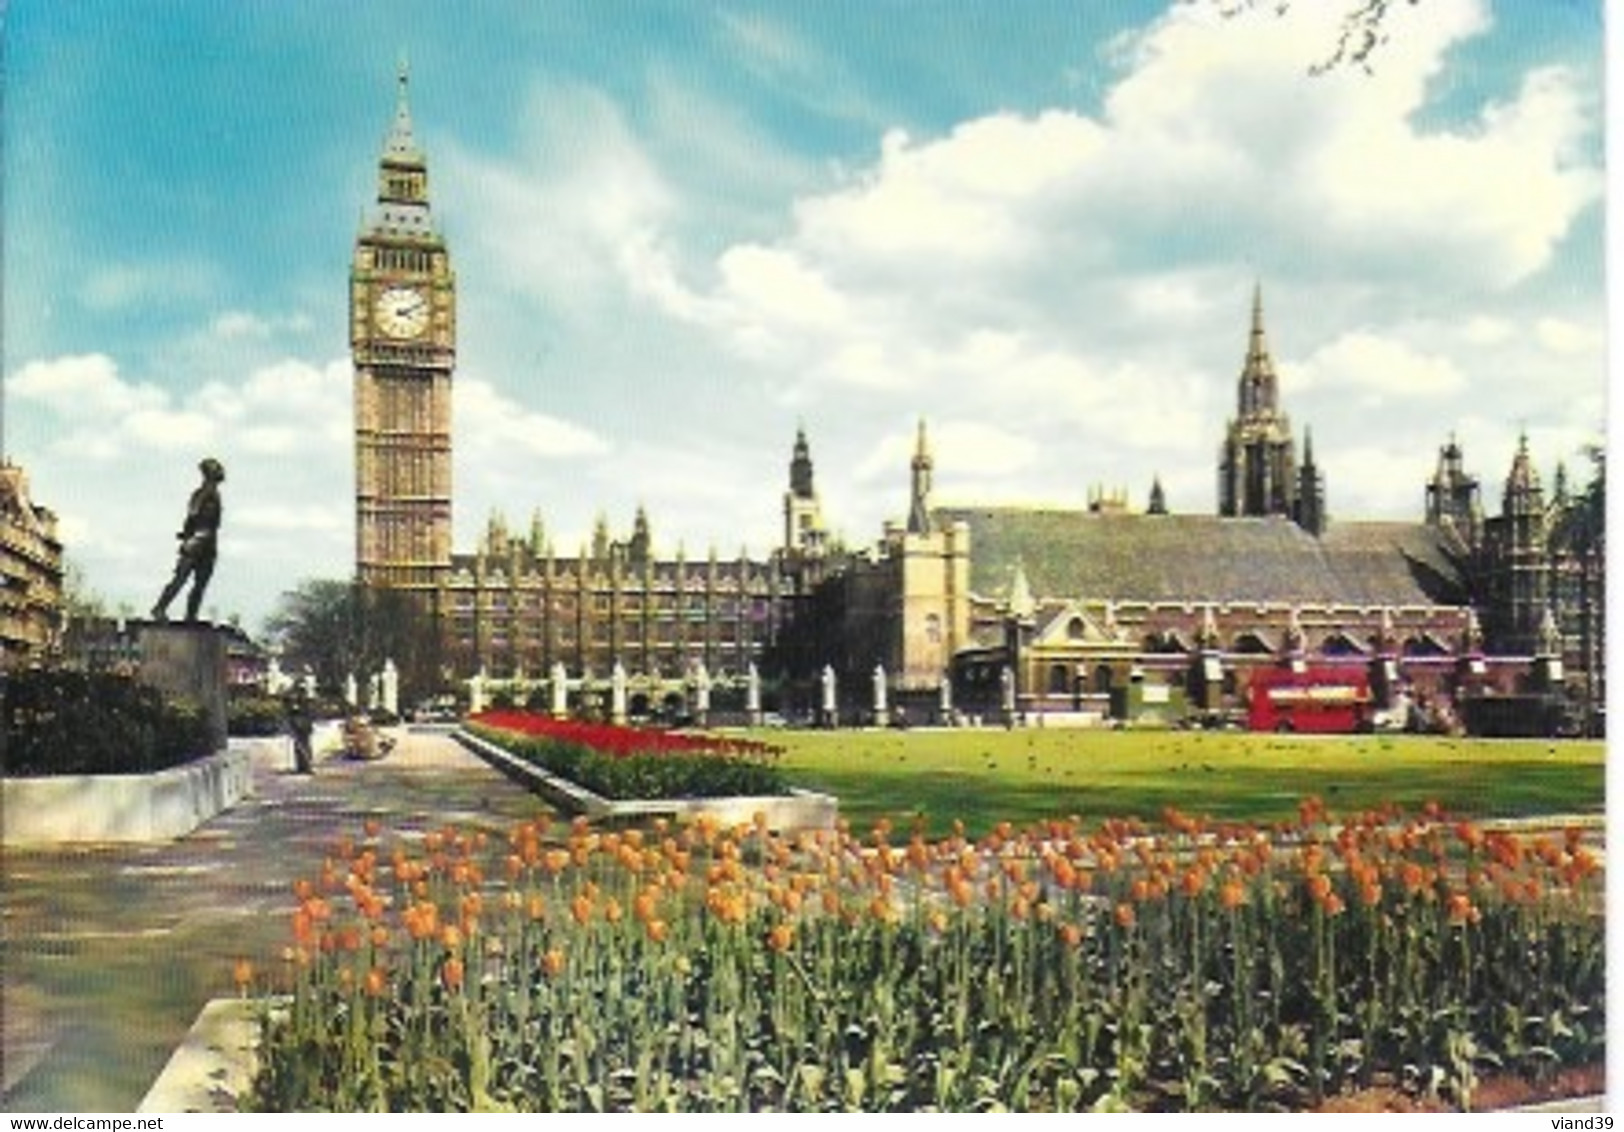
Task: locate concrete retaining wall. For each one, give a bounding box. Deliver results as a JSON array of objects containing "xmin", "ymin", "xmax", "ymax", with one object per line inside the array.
[
  {"xmin": 455, "ymin": 729, "xmax": 837, "ymax": 831},
  {"xmin": 3, "ymin": 743, "xmax": 255, "ymax": 845}
]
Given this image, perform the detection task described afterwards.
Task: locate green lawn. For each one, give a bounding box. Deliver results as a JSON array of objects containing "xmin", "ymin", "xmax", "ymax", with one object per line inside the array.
[{"xmin": 760, "ymin": 727, "xmax": 1605, "ymax": 838}]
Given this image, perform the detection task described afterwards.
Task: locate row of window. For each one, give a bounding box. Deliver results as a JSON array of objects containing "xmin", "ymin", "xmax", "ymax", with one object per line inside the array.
[
  {"xmin": 449, "ymin": 596, "xmax": 769, "ymax": 618},
  {"xmin": 372, "ymin": 234, "xmax": 434, "ymax": 269},
  {"xmin": 452, "ymin": 637, "xmax": 763, "ymax": 657},
  {"xmin": 450, "ymin": 575, "xmax": 775, "ymax": 595},
  {"xmin": 452, "ymin": 618, "xmax": 756, "ymax": 641}
]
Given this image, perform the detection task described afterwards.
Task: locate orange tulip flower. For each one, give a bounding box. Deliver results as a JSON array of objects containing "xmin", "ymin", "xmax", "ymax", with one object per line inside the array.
[{"xmin": 571, "ymin": 892, "xmax": 594, "ymax": 926}]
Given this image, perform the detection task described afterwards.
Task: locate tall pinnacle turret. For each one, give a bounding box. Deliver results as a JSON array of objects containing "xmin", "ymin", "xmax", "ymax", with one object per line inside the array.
[
  {"xmin": 1238, "ymin": 282, "xmax": 1279, "ymax": 417},
  {"xmin": 789, "ymin": 423, "xmax": 815, "ymax": 499},
  {"xmin": 1425, "ymin": 431, "xmax": 1483, "ymax": 550},
  {"xmin": 908, "ymin": 418, "xmax": 934, "ymax": 535},
  {"xmin": 1147, "ymin": 473, "xmax": 1167, "ymax": 516},
  {"xmin": 783, "ymin": 424, "xmax": 827, "ymax": 561},
  {"xmin": 629, "ymin": 504, "xmax": 652, "ymax": 566},
  {"xmin": 1295, "ymin": 425, "xmax": 1326, "ymax": 536},
  {"xmin": 1504, "ymin": 430, "xmax": 1542, "ymax": 508},
  {"xmin": 1498, "ymin": 431, "xmax": 1550, "ymax": 655},
  {"xmin": 1218, "ymin": 282, "xmax": 1301, "ymax": 520}
]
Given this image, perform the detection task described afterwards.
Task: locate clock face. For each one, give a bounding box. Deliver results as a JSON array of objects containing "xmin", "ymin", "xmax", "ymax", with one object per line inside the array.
[{"xmin": 374, "ymin": 285, "xmax": 431, "ymax": 339}]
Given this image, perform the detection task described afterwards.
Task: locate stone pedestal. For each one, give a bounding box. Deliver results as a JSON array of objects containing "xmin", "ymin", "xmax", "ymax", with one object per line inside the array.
[
  {"xmin": 1188, "ymin": 651, "xmax": 1224, "ymax": 714},
  {"xmin": 745, "ymin": 664, "xmax": 762, "ymax": 728},
  {"xmin": 138, "ymin": 622, "xmax": 228, "ymax": 752},
  {"xmin": 1368, "ymin": 655, "xmax": 1399, "ymax": 709},
  {"xmin": 550, "ymin": 664, "xmax": 569, "ymax": 720},
  {"xmin": 610, "ymin": 663, "xmax": 628, "ymax": 727}
]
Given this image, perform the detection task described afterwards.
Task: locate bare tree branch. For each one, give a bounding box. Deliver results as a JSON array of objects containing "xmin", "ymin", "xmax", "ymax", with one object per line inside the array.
[{"xmin": 1215, "ymin": 0, "xmax": 1422, "ymax": 74}]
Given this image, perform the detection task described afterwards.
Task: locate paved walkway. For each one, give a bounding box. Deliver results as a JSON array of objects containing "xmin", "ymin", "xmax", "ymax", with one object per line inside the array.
[{"xmin": 2, "ymin": 728, "xmax": 555, "ymax": 1112}]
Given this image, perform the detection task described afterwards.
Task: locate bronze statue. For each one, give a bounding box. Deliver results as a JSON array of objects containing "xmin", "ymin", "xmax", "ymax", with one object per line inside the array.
[{"xmin": 151, "ymin": 457, "xmax": 225, "ymax": 622}]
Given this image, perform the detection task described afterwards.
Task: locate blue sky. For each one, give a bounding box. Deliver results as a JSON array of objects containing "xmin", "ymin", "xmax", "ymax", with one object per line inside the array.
[{"xmin": 2, "ymin": 0, "xmax": 1606, "ymax": 632}]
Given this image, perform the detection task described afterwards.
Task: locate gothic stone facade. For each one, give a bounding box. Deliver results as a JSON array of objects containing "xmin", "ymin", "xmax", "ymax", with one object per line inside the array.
[
  {"xmin": 350, "ymin": 78, "xmax": 1601, "ymax": 728},
  {"xmin": 441, "ymin": 512, "xmax": 785, "ymax": 696},
  {"xmin": 771, "ymin": 293, "xmax": 1601, "ymax": 733}
]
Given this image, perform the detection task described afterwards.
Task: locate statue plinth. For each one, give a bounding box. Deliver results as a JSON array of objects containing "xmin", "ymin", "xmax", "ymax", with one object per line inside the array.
[{"xmin": 138, "ymin": 622, "xmax": 228, "ymax": 752}]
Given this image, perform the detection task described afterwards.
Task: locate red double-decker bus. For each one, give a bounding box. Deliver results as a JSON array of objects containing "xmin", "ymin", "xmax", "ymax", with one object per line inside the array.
[{"xmin": 1247, "ymin": 667, "xmax": 1372, "ymax": 733}]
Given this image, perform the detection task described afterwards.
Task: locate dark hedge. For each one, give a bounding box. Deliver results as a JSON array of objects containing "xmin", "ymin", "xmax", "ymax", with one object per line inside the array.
[
  {"xmin": 229, "ymin": 694, "xmax": 290, "ymax": 737},
  {"xmin": 4, "ymin": 669, "xmax": 215, "ymax": 777}
]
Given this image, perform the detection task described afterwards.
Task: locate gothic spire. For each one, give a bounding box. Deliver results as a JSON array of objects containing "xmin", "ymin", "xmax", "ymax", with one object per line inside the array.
[
  {"xmin": 1238, "ymin": 281, "xmax": 1279, "ymax": 417},
  {"xmin": 372, "ymin": 61, "xmax": 435, "ymax": 238},
  {"xmin": 629, "ymin": 504, "xmax": 651, "ymax": 565},
  {"xmin": 1295, "ymin": 424, "xmax": 1326, "ymax": 536},
  {"xmin": 385, "ymin": 59, "xmax": 422, "ymax": 162},
  {"xmin": 1504, "ymin": 430, "xmax": 1542, "ymax": 512},
  {"xmin": 907, "ymin": 418, "xmax": 934, "ymax": 535},
  {"xmin": 1148, "ymin": 473, "xmax": 1167, "ymax": 515}
]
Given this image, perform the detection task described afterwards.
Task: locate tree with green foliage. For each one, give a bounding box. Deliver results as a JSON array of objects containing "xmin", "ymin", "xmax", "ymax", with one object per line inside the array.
[
  {"xmin": 265, "ymin": 579, "xmax": 443, "ymax": 707},
  {"xmin": 265, "ymin": 579, "xmax": 361, "ymax": 696}
]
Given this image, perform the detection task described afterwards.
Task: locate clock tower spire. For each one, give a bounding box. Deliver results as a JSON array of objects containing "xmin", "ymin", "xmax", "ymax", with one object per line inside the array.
[{"xmin": 351, "ymin": 65, "xmax": 456, "ymax": 597}]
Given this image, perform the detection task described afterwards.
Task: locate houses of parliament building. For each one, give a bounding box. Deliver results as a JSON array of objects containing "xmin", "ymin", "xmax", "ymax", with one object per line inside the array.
[{"xmin": 352, "ymin": 73, "xmax": 1603, "ymax": 730}]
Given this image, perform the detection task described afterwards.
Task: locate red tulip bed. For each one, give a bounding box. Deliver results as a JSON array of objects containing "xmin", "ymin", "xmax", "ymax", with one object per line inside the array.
[{"xmin": 466, "ymin": 711, "xmax": 789, "ymax": 801}]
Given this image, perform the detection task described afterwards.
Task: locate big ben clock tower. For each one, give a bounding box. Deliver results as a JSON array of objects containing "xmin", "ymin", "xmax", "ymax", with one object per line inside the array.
[{"xmin": 352, "ymin": 65, "xmax": 455, "ymax": 597}]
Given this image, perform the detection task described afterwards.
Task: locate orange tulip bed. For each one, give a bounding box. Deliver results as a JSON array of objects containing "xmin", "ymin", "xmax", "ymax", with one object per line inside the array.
[{"xmin": 241, "ymin": 799, "xmax": 1603, "ymax": 1112}]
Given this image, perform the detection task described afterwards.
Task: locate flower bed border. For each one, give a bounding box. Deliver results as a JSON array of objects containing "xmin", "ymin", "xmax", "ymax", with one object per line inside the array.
[
  {"xmin": 138, "ymin": 996, "xmax": 279, "ymax": 1113},
  {"xmin": 2, "ymin": 741, "xmax": 253, "ymax": 844},
  {"xmin": 453, "ymin": 727, "xmax": 837, "ymax": 830}
]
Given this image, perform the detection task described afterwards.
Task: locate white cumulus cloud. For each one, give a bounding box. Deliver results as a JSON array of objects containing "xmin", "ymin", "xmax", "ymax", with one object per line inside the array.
[{"xmin": 1297, "ymin": 332, "xmax": 1467, "ymax": 400}]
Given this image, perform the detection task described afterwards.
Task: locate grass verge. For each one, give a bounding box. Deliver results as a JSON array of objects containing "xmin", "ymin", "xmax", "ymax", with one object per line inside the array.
[{"xmin": 762, "ymin": 727, "xmax": 1604, "ymax": 837}]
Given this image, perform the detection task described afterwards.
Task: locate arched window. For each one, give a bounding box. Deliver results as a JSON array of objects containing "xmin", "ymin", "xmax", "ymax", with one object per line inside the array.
[
  {"xmin": 1403, "ymin": 635, "xmax": 1449, "ymax": 657},
  {"xmin": 1233, "ymin": 631, "xmax": 1273, "ymax": 655},
  {"xmin": 1066, "ymin": 617, "xmax": 1087, "ymax": 641},
  {"xmin": 1321, "ymin": 633, "xmax": 1364, "ymax": 656},
  {"xmin": 1094, "ymin": 664, "xmax": 1114, "ymax": 693},
  {"xmin": 1049, "ymin": 664, "xmax": 1071, "ymax": 694}
]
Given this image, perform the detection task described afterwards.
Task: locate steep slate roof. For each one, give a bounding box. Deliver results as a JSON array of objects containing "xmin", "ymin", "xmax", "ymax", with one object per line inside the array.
[{"xmin": 933, "ymin": 508, "xmax": 1469, "ymax": 608}]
